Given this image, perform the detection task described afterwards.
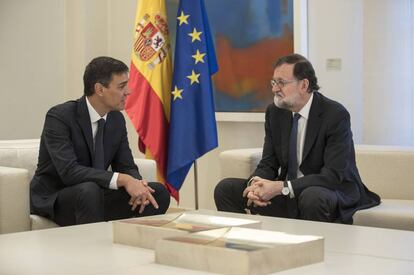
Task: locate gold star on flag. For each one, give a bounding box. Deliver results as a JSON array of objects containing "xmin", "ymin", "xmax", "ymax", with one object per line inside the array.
[
  {"xmin": 171, "ymin": 86, "xmax": 183, "ymax": 100},
  {"xmin": 192, "ymin": 50, "xmax": 206, "ymax": 64},
  {"xmin": 187, "ymin": 70, "xmax": 200, "ymax": 85},
  {"xmin": 188, "ymin": 28, "xmax": 202, "ymax": 42},
  {"xmin": 177, "ymin": 11, "xmax": 189, "ymax": 26}
]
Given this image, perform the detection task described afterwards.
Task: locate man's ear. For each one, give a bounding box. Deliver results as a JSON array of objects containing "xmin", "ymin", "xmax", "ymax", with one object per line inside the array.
[
  {"xmin": 94, "ymin": 83, "xmax": 104, "ymax": 97},
  {"xmin": 301, "ymin": 79, "xmax": 310, "ymax": 93}
]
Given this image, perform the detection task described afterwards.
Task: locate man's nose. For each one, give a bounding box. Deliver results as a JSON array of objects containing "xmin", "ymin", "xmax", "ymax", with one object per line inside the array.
[
  {"xmin": 272, "ymin": 84, "xmax": 280, "ymax": 93},
  {"xmin": 125, "ymin": 85, "xmax": 131, "ymax": 96}
]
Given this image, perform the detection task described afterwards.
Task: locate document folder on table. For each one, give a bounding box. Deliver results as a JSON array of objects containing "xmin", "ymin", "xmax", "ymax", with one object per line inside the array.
[
  {"xmin": 155, "ymin": 227, "xmax": 324, "ymax": 275},
  {"xmin": 112, "ymin": 212, "xmax": 261, "ymax": 249}
]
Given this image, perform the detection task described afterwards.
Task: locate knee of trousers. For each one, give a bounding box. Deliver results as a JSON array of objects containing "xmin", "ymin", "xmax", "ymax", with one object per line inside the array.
[
  {"xmin": 214, "ymin": 178, "xmax": 235, "ymax": 200},
  {"xmin": 148, "ymin": 182, "xmax": 171, "ymax": 213},
  {"xmin": 214, "ymin": 178, "xmax": 248, "ymax": 209},
  {"xmin": 75, "ymin": 182, "xmax": 104, "ymax": 207},
  {"xmin": 298, "ymin": 186, "xmax": 336, "ymax": 214},
  {"xmin": 214, "ymin": 179, "xmax": 229, "ymax": 203}
]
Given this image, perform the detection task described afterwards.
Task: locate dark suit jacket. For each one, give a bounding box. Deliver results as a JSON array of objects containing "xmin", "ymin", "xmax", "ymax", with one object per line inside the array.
[
  {"xmin": 252, "ymin": 92, "xmax": 380, "ymax": 223},
  {"xmin": 30, "ymin": 96, "xmax": 141, "ymax": 218}
]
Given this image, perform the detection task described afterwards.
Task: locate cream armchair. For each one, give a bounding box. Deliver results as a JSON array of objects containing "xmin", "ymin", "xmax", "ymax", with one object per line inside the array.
[
  {"xmin": 0, "ymin": 139, "xmax": 157, "ymax": 234},
  {"xmin": 220, "ymin": 145, "xmax": 414, "ymax": 231}
]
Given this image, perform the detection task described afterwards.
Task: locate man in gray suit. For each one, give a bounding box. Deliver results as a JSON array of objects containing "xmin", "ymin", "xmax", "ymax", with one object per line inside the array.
[
  {"xmin": 215, "ymin": 54, "xmax": 380, "ymax": 223},
  {"xmin": 30, "ymin": 56, "xmax": 170, "ymax": 226}
]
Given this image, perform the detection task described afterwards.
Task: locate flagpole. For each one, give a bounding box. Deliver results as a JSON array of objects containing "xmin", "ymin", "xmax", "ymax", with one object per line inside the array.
[{"xmin": 193, "ymin": 160, "xmax": 199, "ymax": 210}]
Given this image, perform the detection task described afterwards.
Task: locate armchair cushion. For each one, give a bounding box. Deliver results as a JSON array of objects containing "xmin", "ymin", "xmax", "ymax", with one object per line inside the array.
[
  {"xmin": 0, "ymin": 139, "xmax": 158, "ymax": 233},
  {"xmin": 0, "ymin": 139, "xmax": 39, "ymax": 180},
  {"xmin": 219, "ymin": 146, "xmax": 414, "ymax": 231},
  {"xmin": 134, "ymin": 158, "xmax": 157, "ymax": 182},
  {"xmin": 220, "ymin": 148, "xmax": 262, "ymax": 179},
  {"xmin": 353, "ymin": 199, "xmax": 414, "ymax": 230},
  {"xmin": 0, "ymin": 166, "xmax": 30, "ymax": 233}
]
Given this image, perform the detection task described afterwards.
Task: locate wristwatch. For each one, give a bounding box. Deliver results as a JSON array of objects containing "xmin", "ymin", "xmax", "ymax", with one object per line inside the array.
[{"xmin": 281, "ymin": 181, "xmax": 290, "ymax": 196}]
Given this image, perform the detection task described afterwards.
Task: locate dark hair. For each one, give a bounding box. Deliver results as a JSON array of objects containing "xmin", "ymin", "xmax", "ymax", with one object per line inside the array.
[
  {"xmin": 273, "ymin": 53, "xmax": 320, "ymax": 92},
  {"xmin": 83, "ymin": 56, "xmax": 129, "ymax": 96}
]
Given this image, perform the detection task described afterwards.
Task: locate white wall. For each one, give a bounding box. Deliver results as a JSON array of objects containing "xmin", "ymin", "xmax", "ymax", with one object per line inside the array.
[
  {"xmin": 308, "ymin": 0, "xmax": 364, "ymax": 143},
  {"xmin": 0, "ymin": 0, "xmax": 65, "ymax": 139},
  {"xmin": 1, "ymin": 0, "xmax": 413, "ymax": 210},
  {"xmin": 0, "ymin": 0, "xmax": 116, "ymax": 140},
  {"xmin": 308, "ymin": 0, "xmax": 414, "ymax": 146},
  {"xmin": 362, "ymin": 0, "xmax": 414, "ymax": 145}
]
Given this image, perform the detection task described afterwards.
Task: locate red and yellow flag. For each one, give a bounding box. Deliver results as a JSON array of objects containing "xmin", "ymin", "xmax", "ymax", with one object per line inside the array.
[{"xmin": 125, "ymin": 0, "xmax": 178, "ymax": 200}]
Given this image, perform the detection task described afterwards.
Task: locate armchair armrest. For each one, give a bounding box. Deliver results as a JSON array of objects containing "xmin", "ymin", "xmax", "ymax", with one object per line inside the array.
[
  {"xmin": 219, "ymin": 148, "xmax": 262, "ymax": 179},
  {"xmin": 134, "ymin": 158, "xmax": 157, "ymax": 182},
  {"xmin": 0, "ymin": 166, "xmax": 30, "ymax": 233}
]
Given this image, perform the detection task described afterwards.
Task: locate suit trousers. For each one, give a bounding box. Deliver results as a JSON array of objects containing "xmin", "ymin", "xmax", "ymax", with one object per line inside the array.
[
  {"xmin": 214, "ymin": 178, "xmax": 339, "ymax": 222},
  {"xmin": 53, "ymin": 181, "xmax": 170, "ymax": 226}
]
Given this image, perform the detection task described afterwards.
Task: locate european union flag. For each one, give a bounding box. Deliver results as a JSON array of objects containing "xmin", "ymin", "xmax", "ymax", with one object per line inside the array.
[{"xmin": 167, "ymin": 0, "xmax": 218, "ymax": 194}]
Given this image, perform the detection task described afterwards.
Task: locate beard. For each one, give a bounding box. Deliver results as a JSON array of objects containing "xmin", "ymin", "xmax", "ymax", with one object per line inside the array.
[{"xmin": 273, "ymin": 94, "xmax": 294, "ymax": 110}]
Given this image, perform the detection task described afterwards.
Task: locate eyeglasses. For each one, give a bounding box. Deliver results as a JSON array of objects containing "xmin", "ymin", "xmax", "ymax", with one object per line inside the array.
[{"xmin": 270, "ymin": 79, "xmax": 298, "ymax": 89}]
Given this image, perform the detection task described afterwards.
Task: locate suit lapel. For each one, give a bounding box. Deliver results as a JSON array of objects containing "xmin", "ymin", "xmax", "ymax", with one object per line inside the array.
[
  {"xmin": 76, "ymin": 96, "xmax": 94, "ymax": 162},
  {"xmin": 302, "ymin": 92, "xmax": 323, "ymax": 161}
]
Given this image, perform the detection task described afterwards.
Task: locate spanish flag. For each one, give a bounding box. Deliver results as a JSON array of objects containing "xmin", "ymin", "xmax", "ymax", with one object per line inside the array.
[{"xmin": 125, "ymin": 0, "xmax": 178, "ymax": 199}]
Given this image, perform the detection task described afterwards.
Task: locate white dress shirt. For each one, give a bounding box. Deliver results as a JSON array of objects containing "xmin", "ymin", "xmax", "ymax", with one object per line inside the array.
[
  {"xmin": 287, "ymin": 92, "xmax": 314, "ymax": 198},
  {"xmin": 86, "ymin": 97, "xmax": 118, "ymax": 190}
]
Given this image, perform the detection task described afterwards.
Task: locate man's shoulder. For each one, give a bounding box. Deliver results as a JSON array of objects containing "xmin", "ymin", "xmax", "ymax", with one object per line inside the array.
[
  {"xmin": 49, "ymin": 99, "xmax": 78, "ymax": 112},
  {"xmin": 315, "ymin": 92, "xmax": 349, "ymax": 117},
  {"xmin": 107, "ymin": 110, "xmax": 126, "ymax": 123},
  {"xmin": 46, "ymin": 98, "xmax": 80, "ymax": 120}
]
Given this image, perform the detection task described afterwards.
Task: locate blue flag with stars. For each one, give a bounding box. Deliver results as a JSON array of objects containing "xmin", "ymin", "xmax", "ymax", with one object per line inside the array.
[{"xmin": 167, "ymin": 0, "xmax": 218, "ymax": 194}]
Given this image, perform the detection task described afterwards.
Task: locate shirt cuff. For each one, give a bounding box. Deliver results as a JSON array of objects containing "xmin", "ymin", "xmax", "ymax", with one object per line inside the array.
[
  {"xmin": 287, "ymin": 180, "xmax": 295, "ymax": 198},
  {"xmin": 109, "ymin": 172, "xmax": 119, "ymax": 190},
  {"xmin": 247, "ymin": 176, "xmax": 258, "ymax": 187}
]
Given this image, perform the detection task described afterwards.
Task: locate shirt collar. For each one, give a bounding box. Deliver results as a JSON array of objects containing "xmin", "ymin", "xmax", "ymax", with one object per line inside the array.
[
  {"xmin": 296, "ymin": 92, "xmax": 314, "ymax": 120},
  {"xmin": 85, "ymin": 96, "xmax": 107, "ymax": 123}
]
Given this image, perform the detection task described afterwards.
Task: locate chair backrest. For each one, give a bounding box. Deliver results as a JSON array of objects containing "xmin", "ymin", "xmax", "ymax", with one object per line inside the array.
[
  {"xmin": 0, "ymin": 139, "xmax": 157, "ymax": 183},
  {"xmin": 220, "ymin": 148, "xmax": 262, "ymax": 179},
  {"xmin": 355, "ymin": 145, "xmax": 414, "ymax": 200},
  {"xmin": 220, "ymin": 145, "xmax": 414, "ymax": 200},
  {"xmin": 0, "ymin": 139, "xmax": 40, "ymax": 180},
  {"xmin": 134, "ymin": 158, "xmax": 157, "ymax": 182}
]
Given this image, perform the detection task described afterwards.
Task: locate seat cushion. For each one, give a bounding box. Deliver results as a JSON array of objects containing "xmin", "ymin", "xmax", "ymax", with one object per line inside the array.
[
  {"xmin": 0, "ymin": 166, "xmax": 31, "ymax": 233},
  {"xmin": 30, "ymin": 215, "xmax": 59, "ymax": 230},
  {"xmin": 353, "ymin": 199, "xmax": 414, "ymax": 231}
]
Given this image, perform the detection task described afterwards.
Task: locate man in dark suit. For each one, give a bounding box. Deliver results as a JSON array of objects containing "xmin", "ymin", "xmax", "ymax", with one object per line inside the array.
[
  {"xmin": 214, "ymin": 54, "xmax": 380, "ymax": 224},
  {"xmin": 30, "ymin": 56, "xmax": 170, "ymax": 226}
]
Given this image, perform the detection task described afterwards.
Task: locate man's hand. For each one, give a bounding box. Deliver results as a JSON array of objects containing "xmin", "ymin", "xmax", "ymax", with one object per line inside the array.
[
  {"xmin": 242, "ymin": 177, "xmax": 269, "ymax": 207},
  {"xmin": 117, "ymin": 174, "xmax": 158, "ymax": 213},
  {"xmin": 253, "ymin": 178, "xmax": 283, "ymax": 201},
  {"xmin": 242, "ymin": 177, "xmax": 284, "ymax": 207}
]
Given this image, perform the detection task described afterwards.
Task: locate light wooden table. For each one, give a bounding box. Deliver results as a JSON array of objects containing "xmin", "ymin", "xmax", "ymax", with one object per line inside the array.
[{"xmin": 1, "ymin": 209, "xmax": 414, "ymax": 275}]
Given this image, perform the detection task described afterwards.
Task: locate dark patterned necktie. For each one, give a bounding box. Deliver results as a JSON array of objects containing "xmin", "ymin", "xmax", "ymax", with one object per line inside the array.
[
  {"xmin": 287, "ymin": 113, "xmax": 301, "ymax": 180},
  {"xmin": 94, "ymin": 118, "xmax": 105, "ymax": 169}
]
